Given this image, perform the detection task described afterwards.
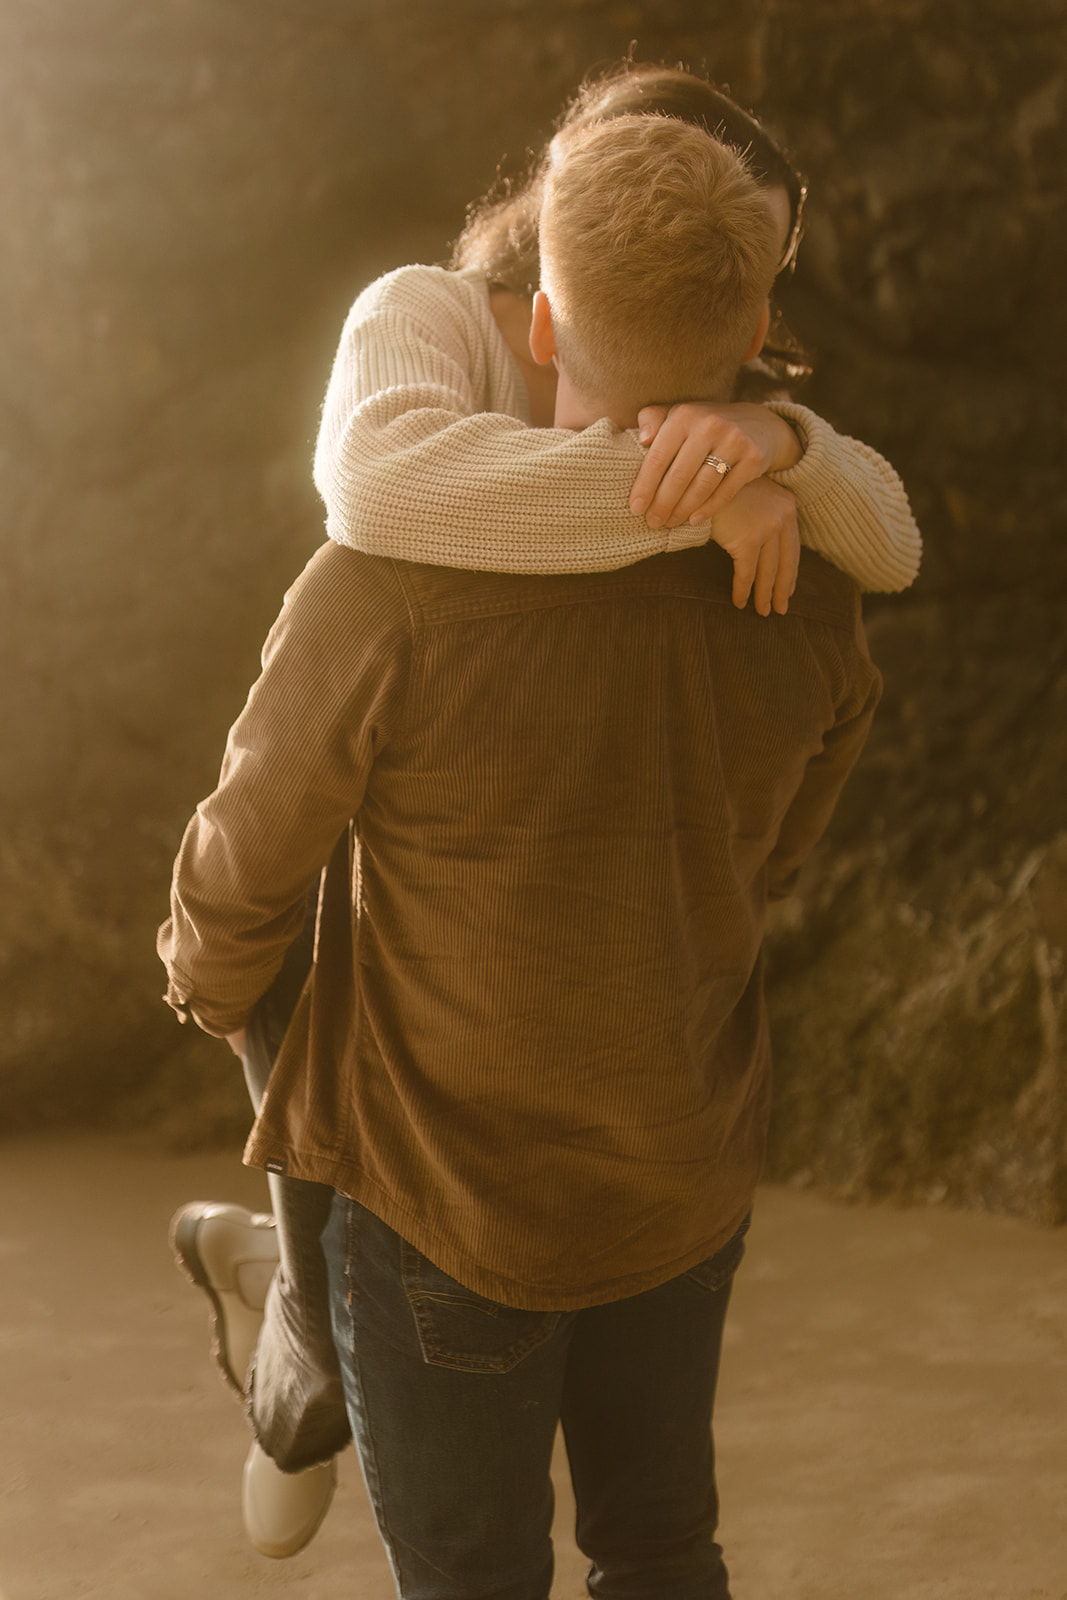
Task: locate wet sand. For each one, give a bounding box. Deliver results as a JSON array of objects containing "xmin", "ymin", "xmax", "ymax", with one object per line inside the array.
[{"xmin": 1, "ymin": 1133, "xmax": 1065, "ymax": 1600}]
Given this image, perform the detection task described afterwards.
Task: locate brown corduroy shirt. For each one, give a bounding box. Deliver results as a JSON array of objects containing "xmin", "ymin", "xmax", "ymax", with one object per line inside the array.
[{"xmin": 159, "ymin": 539, "xmax": 880, "ymax": 1310}]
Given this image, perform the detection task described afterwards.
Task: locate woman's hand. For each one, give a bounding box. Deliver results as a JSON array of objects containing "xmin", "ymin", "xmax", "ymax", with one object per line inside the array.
[
  {"xmin": 706, "ymin": 478, "xmax": 800, "ymax": 617},
  {"xmin": 629, "ymin": 401, "xmax": 803, "ymax": 529}
]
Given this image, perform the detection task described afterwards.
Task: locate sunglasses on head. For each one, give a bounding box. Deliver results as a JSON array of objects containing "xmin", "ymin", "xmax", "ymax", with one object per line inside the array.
[{"xmin": 777, "ymin": 180, "xmax": 807, "ymax": 275}]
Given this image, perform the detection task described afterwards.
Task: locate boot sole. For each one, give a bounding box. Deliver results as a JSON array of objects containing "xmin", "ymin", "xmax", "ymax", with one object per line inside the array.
[{"xmin": 169, "ymin": 1202, "xmax": 247, "ymax": 1396}]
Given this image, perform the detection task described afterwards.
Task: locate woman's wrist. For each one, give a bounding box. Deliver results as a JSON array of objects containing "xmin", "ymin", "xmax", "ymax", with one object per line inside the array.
[{"xmin": 762, "ymin": 409, "xmax": 803, "ymax": 473}]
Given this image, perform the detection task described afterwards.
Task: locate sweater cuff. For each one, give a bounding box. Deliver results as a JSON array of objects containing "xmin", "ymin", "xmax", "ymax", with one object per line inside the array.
[
  {"xmin": 764, "ymin": 400, "xmax": 922, "ymax": 593},
  {"xmin": 764, "ymin": 401, "xmax": 828, "ymax": 498},
  {"xmin": 665, "ymin": 518, "xmax": 713, "ymax": 553}
]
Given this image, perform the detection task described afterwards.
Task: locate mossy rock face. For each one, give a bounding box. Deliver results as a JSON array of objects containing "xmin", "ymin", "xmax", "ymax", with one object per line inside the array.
[
  {"xmin": 764, "ymin": 593, "xmax": 1067, "ymax": 1223},
  {"xmin": 1, "ymin": 1, "xmax": 1065, "ymax": 1214},
  {"xmin": 766, "ymin": 845, "xmax": 1065, "ymax": 1222}
]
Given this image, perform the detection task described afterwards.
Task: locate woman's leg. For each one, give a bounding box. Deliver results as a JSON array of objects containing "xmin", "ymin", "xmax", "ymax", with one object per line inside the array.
[{"xmin": 239, "ymin": 911, "xmax": 351, "ymax": 1471}]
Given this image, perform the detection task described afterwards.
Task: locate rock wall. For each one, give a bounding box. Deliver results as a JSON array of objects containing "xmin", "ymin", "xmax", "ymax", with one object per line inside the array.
[{"xmin": 1, "ymin": 1, "xmax": 1064, "ymax": 1217}]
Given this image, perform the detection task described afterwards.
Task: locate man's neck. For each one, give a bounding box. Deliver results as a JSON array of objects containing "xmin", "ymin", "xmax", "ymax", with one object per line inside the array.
[{"xmin": 552, "ymin": 367, "xmax": 638, "ymax": 432}]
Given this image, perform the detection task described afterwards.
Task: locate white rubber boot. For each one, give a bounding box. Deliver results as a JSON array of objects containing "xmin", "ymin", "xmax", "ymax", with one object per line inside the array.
[
  {"xmin": 169, "ymin": 1201, "xmax": 280, "ymax": 1393},
  {"xmin": 242, "ymin": 1441, "xmax": 338, "ymax": 1558}
]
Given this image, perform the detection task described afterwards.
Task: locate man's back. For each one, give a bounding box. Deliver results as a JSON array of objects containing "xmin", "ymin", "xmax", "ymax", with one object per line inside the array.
[{"xmin": 218, "ymin": 539, "xmax": 881, "ymax": 1308}]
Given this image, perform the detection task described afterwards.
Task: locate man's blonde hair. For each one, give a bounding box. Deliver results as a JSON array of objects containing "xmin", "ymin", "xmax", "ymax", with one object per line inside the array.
[{"xmin": 540, "ymin": 115, "xmax": 780, "ymax": 405}]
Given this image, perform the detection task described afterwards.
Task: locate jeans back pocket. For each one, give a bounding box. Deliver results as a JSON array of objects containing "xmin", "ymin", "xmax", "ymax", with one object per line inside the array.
[
  {"xmin": 401, "ymin": 1242, "xmax": 561, "ymax": 1373},
  {"xmin": 683, "ymin": 1212, "xmax": 751, "ymax": 1294}
]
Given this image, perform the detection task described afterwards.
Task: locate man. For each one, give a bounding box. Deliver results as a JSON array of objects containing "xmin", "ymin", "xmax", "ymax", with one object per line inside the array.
[{"xmin": 160, "ymin": 116, "xmax": 881, "ymax": 1599}]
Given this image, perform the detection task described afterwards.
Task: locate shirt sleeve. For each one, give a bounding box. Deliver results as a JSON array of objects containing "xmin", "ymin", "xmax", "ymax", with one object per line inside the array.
[
  {"xmin": 765, "ymin": 605, "xmax": 884, "ymax": 900},
  {"xmin": 157, "ymin": 544, "xmax": 411, "ymax": 1036}
]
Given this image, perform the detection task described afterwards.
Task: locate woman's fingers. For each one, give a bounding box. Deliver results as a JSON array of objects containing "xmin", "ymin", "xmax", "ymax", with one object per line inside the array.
[
  {"xmin": 707, "ymin": 480, "xmax": 799, "ymax": 616},
  {"xmin": 728, "ymin": 543, "xmax": 760, "ymax": 611},
  {"xmin": 680, "ymin": 471, "xmax": 745, "ymax": 533},
  {"xmin": 629, "ymin": 407, "xmax": 802, "ymax": 616},
  {"xmin": 629, "ymin": 405, "xmax": 767, "ymax": 526},
  {"xmin": 773, "ymin": 510, "xmax": 801, "ymax": 614},
  {"xmin": 636, "ymin": 404, "xmax": 670, "ymax": 446},
  {"xmin": 752, "ymin": 494, "xmax": 800, "ymax": 617},
  {"xmin": 657, "ymin": 429, "xmax": 762, "ymax": 524},
  {"xmin": 751, "ymin": 539, "xmax": 781, "ymax": 618},
  {"xmin": 630, "ymin": 405, "xmax": 670, "ymax": 513}
]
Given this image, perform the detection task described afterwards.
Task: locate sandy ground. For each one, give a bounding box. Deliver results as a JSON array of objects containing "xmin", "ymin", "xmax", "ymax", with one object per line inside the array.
[{"xmin": 1, "ymin": 1135, "xmax": 1065, "ymax": 1600}]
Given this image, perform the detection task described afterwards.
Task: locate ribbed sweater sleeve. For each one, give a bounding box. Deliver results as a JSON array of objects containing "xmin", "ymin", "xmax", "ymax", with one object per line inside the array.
[
  {"xmin": 313, "ymin": 265, "xmax": 922, "ymax": 590},
  {"xmin": 313, "ymin": 266, "xmax": 705, "ymax": 574},
  {"xmin": 767, "ymin": 401, "xmax": 922, "ymax": 593}
]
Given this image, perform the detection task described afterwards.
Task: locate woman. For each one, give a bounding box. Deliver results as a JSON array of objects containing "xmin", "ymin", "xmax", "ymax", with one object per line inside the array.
[
  {"xmin": 169, "ymin": 60, "xmax": 921, "ymax": 1559},
  {"xmin": 313, "ymin": 61, "xmax": 920, "ymax": 610}
]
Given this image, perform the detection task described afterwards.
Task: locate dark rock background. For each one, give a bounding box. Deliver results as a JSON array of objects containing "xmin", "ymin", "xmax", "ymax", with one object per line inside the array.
[{"xmin": 1, "ymin": 1, "xmax": 1064, "ymax": 1220}]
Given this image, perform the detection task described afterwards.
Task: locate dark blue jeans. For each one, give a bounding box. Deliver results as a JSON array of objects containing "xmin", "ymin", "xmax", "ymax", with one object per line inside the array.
[{"xmin": 324, "ymin": 1194, "xmax": 747, "ymax": 1600}]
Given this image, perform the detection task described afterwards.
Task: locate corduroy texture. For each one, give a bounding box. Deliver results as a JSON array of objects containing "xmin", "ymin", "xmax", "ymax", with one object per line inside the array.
[
  {"xmin": 159, "ymin": 540, "xmax": 880, "ymax": 1310},
  {"xmin": 312, "ymin": 264, "xmax": 921, "ymax": 591}
]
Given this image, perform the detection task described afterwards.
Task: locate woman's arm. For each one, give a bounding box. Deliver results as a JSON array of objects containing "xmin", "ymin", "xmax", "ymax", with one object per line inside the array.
[
  {"xmin": 764, "ymin": 402, "xmax": 921, "ymax": 593},
  {"xmin": 314, "ymin": 266, "xmax": 920, "ymax": 593},
  {"xmin": 627, "ymin": 399, "xmax": 922, "ymax": 593},
  {"xmin": 313, "ymin": 265, "xmax": 705, "ymax": 575}
]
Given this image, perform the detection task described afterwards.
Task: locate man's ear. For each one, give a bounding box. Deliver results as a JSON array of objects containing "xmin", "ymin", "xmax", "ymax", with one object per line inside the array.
[
  {"xmin": 529, "ymin": 290, "xmax": 557, "ymax": 367},
  {"xmin": 741, "ymin": 300, "xmax": 772, "ymax": 364}
]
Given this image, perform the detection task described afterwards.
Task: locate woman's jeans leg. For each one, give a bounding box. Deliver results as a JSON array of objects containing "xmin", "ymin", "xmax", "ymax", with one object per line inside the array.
[
  {"xmin": 239, "ymin": 915, "xmax": 351, "ymax": 1471},
  {"xmin": 323, "ymin": 1194, "xmax": 744, "ymax": 1600}
]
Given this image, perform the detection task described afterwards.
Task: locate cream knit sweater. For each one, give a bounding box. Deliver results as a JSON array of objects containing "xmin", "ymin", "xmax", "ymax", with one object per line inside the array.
[{"xmin": 314, "ymin": 265, "xmax": 921, "ymax": 590}]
